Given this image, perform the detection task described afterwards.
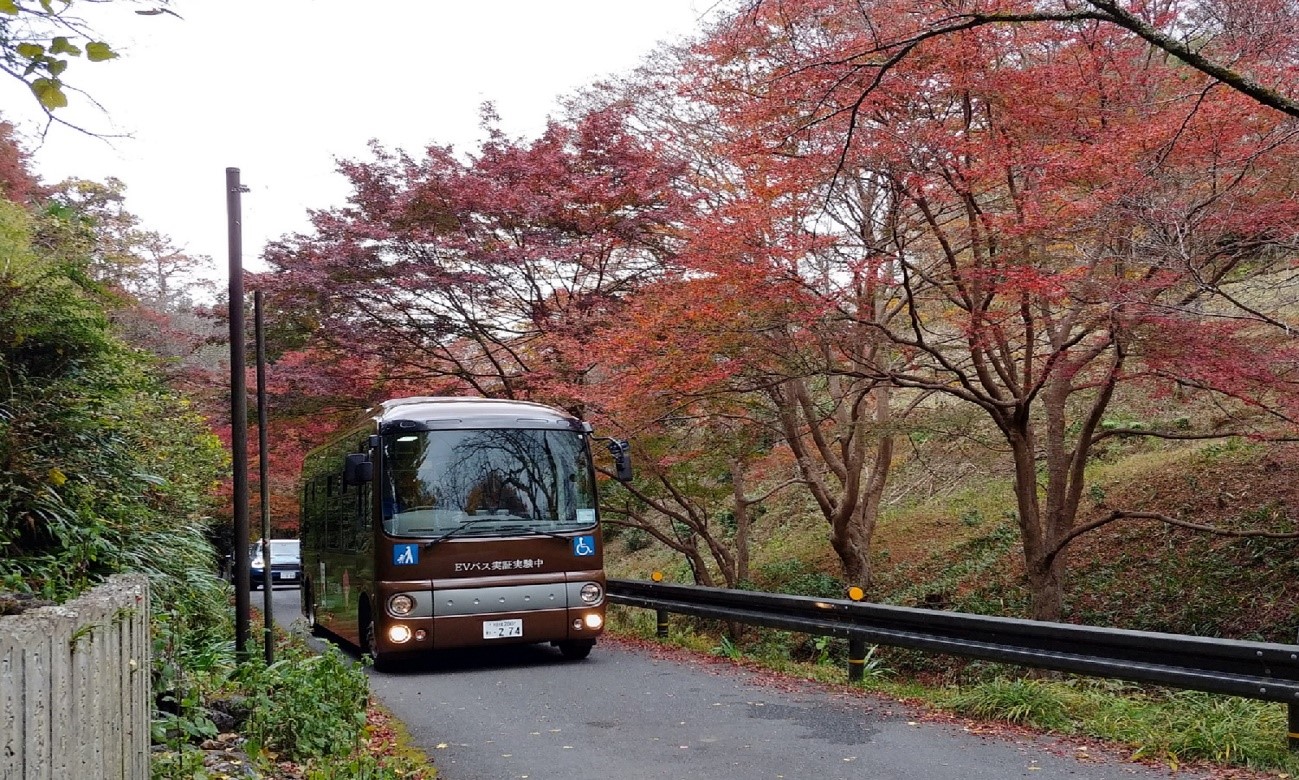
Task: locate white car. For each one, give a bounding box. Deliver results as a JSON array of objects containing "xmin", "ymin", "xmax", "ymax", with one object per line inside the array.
[{"xmin": 250, "ymin": 538, "xmax": 301, "ymax": 589}]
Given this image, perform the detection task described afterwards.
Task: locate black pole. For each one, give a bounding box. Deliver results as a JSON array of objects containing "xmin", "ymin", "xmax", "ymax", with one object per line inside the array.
[
  {"xmin": 255, "ymin": 291, "xmax": 273, "ymax": 665},
  {"xmin": 1289, "ymin": 703, "xmax": 1299, "ymax": 752},
  {"xmin": 847, "ymin": 637, "xmax": 867, "ymax": 683},
  {"xmin": 227, "ymin": 167, "xmax": 251, "ymax": 662}
]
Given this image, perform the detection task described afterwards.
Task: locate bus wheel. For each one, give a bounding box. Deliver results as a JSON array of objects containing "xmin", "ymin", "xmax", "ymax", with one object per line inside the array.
[
  {"xmin": 557, "ymin": 640, "xmax": 595, "ymax": 661},
  {"xmin": 361, "ymin": 603, "xmax": 393, "ymax": 672}
]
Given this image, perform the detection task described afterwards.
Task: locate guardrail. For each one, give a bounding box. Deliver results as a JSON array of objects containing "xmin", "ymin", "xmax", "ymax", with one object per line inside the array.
[
  {"xmin": 606, "ymin": 578, "xmax": 1299, "ymax": 747},
  {"xmin": 0, "ymin": 574, "xmax": 152, "ymax": 780}
]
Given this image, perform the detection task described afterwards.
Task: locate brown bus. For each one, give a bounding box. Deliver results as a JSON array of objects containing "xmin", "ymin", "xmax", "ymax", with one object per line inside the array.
[{"xmin": 299, "ymin": 396, "xmax": 631, "ymax": 670}]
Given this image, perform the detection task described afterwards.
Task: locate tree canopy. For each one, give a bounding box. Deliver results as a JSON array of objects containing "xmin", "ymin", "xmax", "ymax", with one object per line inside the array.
[
  {"xmin": 0, "ymin": 0, "xmax": 176, "ymax": 122},
  {"xmin": 255, "ymin": 0, "xmax": 1299, "ymax": 622}
]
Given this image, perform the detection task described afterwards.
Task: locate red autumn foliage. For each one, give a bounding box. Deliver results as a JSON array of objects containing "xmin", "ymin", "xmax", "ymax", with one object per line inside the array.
[
  {"xmin": 251, "ymin": 0, "xmax": 1299, "ymax": 623},
  {"xmin": 694, "ymin": 0, "xmax": 1299, "ymax": 618},
  {"xmin": 0, "ymin": 120, "xmax": 44, "ymax": 205}
]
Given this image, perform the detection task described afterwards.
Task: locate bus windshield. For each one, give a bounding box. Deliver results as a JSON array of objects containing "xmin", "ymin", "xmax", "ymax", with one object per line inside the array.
[{"xmin": 382, "ymin": 428, "xmax": 597, "ymax": 538}]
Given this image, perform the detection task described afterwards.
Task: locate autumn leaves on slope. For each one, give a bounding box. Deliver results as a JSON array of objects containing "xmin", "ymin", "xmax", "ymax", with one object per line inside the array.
[{"xmin": 253, "ymin": 0, "xmax": 1299, "ymax": 624}]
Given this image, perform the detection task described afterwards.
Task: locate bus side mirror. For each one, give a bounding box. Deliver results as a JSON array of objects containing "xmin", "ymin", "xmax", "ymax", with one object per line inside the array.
[
  {"xmin": 343, "ymin": 452, "xmax": 373, "ymax": 485},
  {"xmin": 607, "ymin": 439, "xmax": 633, "ymax": 483}
]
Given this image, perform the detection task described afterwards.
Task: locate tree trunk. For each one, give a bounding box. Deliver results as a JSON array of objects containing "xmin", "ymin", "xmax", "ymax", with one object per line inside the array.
[
  {"xmin": 731, "ymin": 461, "xmax": 753, "ymax": 587},
  {"xmin": 1026, "ymin": 550, "xmax": 1066, "ymax": 623},
  {"xmin": 830, "ymin": 506, "xmax": 874, "ymax": 588}
]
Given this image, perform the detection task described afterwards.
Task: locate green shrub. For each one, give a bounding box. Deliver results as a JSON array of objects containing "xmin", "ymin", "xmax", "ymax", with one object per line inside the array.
[
  {"xmin": 243, "ymin": 643, "xmax": 371, "ymax": 762},
  {"xmin": 750, "ymin": 559, "xmax": 844, "ymax": 598},
  {"xmin": 622, "ymin": 527, "xmax": 652, "ymax": 552}
]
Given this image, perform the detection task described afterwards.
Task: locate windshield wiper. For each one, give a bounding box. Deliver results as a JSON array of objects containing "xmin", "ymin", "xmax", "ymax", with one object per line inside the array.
[
  {"xmin": 423, "ymin": 518, "xmax": 579, "ymax": 546},
  {"xmin": 423, "ymin": 516, "xmax": 507, "ymax": 547},
  {"xmin": 511, "ymin": 527, "xmax": 574, "ymax": 541}
]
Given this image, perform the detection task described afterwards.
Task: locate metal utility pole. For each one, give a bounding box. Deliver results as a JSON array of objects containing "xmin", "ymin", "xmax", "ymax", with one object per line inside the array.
[
  {"xmin": 255, "ymin": 290, "xmax": 274, "ymax": 664},
  {"xmin": 227, "ymin": 167, "xmax": 251, "ymax": 662}
]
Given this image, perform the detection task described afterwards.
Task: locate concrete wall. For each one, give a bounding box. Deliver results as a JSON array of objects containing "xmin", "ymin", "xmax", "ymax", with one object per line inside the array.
[{"xmin": 0, "ymin": 575, "xmax": 151, "ymax": 780}]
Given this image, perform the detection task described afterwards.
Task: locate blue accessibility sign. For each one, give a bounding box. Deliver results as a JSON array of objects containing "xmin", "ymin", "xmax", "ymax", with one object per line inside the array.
[
  {"xmin": 572, "ymin": 535, "xmax": 596, "ymax": 556},
  {"xmin": 393, "ymin": 544, "xmax": 419, "ymax": 565}
]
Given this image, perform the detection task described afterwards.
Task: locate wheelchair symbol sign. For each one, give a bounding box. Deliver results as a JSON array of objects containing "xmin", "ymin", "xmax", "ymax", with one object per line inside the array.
[
  {"xmin": 573, "ymin": 535, "xmax": 596, "ymax": 556},
  {"xmin": 394, "ymin": 544, "xmax": 419, "ymax": 565}
]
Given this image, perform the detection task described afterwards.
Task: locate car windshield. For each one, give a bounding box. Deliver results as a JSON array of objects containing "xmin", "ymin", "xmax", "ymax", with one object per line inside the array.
[
  {"xmin": 381, "ymin": 428, "xmax": 597, "ymax": 538},
  {"xmin": 269, "ymin": 540, "xmax": 299, "ymax": 562}
]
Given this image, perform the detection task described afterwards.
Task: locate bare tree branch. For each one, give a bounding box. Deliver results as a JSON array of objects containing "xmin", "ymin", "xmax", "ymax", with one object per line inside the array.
[{"xmin": 1049, "ymin": 509, "xmax": 1299, "ymax": 563}]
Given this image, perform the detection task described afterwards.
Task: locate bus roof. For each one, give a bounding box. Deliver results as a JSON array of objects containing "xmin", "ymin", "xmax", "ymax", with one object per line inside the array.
[{"xmin": 371, "ymin": 396, "xmax": 589, "ymax": 433}]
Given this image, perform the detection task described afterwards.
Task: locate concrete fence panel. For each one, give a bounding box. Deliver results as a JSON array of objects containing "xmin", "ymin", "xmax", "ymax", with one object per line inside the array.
[{"xmin": 0, "ymin": 575, "xmax": 151, "ymax": 780}]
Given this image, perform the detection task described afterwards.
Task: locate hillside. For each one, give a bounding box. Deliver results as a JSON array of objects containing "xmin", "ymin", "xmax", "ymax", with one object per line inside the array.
[{"xmin": 607, "ymin": 438, "xmax": 1299, "ymax": 648}]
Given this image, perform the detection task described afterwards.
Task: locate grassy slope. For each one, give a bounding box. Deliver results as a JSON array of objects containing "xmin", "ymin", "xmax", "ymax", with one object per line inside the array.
[
  {"xmin": 604, "ymin": 437, "xmax": 1299, "ymax": 774},
  {"xmin": 608, "ymin": 436, "xmax": 1299, "ymax": 645}
]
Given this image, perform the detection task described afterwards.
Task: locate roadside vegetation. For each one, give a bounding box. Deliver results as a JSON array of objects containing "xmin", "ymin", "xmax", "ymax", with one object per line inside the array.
[
  {"xmin": 0, "ymin": 125, "xmax": 436, "ymax": 778},
  {"xmin": 605, "ymin": 434, "xmax": 1299, "ymax": 775},
  {"xmin": 152, "ymin": 618, "xmax": 432, "ymax": 779}
]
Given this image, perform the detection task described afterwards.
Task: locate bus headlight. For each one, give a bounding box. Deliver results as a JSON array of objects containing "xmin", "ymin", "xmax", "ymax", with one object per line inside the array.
[
  {"xmin": 388, "ymin": 594, "xmax": 416, "ymax": 616},
  {"xmin": 584, "ymin": 613, "xmax": 603, "ymax": 630},
  {"xmin": 579, "ymin": 583, "xmax": 603, "ymax": 604},
  {"xmin": 388, "ymin": 624, "xmax": 412, "ymax": 643}
]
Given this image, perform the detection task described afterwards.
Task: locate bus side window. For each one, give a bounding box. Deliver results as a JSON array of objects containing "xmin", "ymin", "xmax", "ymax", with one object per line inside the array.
[
  {"xmin": 326, "ymin": 475, "xmax": 341, "ymax": 550},
  {"xmin": 348, "ymin": 483, "xmax": 370, "ymax": 551}
]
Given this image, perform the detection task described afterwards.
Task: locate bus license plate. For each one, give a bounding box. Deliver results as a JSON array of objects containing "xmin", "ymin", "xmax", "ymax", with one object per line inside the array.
[{"xmin": 482, "ymin": 619, "xmax": 523, "ymax": 639}]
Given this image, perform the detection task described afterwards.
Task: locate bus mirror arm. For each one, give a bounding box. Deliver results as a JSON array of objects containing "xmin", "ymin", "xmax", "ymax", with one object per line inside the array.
[{"xmin": 594, "ymin": 437, "xmax": 633, "ymax": 483}]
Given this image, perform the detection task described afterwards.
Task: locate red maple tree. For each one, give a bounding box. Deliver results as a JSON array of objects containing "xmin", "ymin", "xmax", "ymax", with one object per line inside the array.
[{"xmin": 701, "ymin": 0, "xmax": 1299, "ymax": 619}]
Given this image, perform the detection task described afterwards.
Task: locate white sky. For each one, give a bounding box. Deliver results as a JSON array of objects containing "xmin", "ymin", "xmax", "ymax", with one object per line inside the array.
[{"xmin": 5, "ymin": 0, "xmax": 719, "ymax": 279}]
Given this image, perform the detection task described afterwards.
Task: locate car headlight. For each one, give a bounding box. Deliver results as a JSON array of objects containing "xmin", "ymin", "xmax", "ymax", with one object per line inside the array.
[
  {"xmin": 388, "ymin": 594, "xmax": 416, "ymax": 616},
  {"xmin": 579, "ymin": 583, "xmax": 603, "ymax": 604}
]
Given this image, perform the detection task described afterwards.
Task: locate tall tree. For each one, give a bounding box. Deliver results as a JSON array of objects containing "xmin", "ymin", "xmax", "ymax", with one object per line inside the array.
[
  {"xmin": 51, "ymin": 177, "xmax": 210, "ymax": 307},
  {"xmin": 258, "ymin": 107, "xmax": 686, "ymax": 404},
  {"xmin": 578, "ymin": 39, "xmax": 914, "ymax": 591},
  {"xmin": 254, "ymin": 108, "xmax": 691, "ymax": 535},
  {"xmin": 710, "ymin": 0, "xmax": 1299, "ymax": 619},
  {"xmin": 40, "ymin": 176, "xmax": 219, "ymax": 391},
  {"xmin": 741, "ymin": 0, "xmax": 1299, "ymax": 120},
  {"xmin": 586, "ymin": 264, "xmax": 810, "ymax": 587}
]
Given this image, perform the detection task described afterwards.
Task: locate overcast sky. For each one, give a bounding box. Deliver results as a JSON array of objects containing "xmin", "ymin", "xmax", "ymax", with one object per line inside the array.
[{"xmin": 5, "ymin": 0, "xmax": 718, "ymax": 280}]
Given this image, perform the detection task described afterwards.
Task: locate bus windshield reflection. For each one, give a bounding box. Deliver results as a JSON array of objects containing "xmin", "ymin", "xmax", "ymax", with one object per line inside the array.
[{"xmin": 382, "ymin": 428, "xmax": 597, "ymax": 538}]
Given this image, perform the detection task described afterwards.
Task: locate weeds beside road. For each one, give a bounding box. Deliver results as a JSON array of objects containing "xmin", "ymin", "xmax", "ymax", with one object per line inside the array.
[
  {"xmin": 608, "ymin": 607, "xmax": 1299, "ymax": 778},
  {"xmin": 151, "ymin": 601, "xmax": 437, "ymax": 780}
]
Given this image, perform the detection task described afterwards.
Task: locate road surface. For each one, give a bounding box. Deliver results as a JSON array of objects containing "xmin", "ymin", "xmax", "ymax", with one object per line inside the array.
[{"xmin": 261, "ymin": 586, "xmax": 1187, "ymax": 780}]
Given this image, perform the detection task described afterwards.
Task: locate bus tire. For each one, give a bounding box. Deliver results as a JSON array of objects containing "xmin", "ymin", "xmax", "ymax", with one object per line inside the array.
[
  {"xmin": 361, "ymin": 600, "xmax": 394, "ymax": 671},
  {"xmin": 557, "ymin": 640, "xmax": 595, "ymax": 661}
]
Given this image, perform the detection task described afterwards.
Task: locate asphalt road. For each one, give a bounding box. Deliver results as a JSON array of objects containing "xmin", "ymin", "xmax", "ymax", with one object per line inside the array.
[{"xmin": 260, "ymin": 587, "xmax": 1190, "ymax": 780}]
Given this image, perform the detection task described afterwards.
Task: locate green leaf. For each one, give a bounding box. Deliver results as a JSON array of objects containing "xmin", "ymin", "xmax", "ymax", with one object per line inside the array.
[
  {"xmin": 48, "ymin": 60, "xmax": 68, "ymax": 77},
  {"xmin": 16, "ymin": 43, "xmax": 45, "ymax": 61},
  {"xmin": 49, "ymin": 37, "xmax": 81, "ymax": 57},
  {"xmin": 0, "ymin": 0, "xmax": 18, "ymax": 16},
  {"xmin": 84, "ymin": 42, "xmax": 117, "ymax": 62},
  {"xmin": 30, "ymin": 78, "xmax": 68, "ymax": 109}
]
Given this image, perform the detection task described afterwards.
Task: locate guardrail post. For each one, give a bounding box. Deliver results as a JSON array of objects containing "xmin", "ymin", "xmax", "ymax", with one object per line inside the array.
[
  {"xmin": 847, "ymin": 637, "xmax": 867, "ymax": 682},
  {"xmin": 1289, "ymin": 702, "xmax": 1299, "ymax": 752},
  {"xmin": 656, "ymin": 608, "xmax": 670, "ymax": 639}
]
